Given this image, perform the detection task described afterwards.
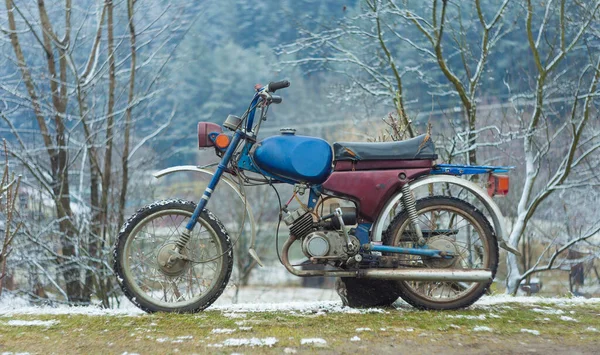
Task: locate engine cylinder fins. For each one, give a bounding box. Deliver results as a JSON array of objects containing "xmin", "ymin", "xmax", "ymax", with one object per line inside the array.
[{"xmin": 289, "ymin": 212, "xmax": 314, "ymax": 239}]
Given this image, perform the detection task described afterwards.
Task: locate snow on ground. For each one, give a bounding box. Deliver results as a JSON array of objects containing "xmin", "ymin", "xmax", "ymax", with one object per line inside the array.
[
  {"xmin": 521, "ymin": 328, "xmax": 541, "ymax": 335},
  {"xmin": 0, "ymin": 287, "xmax": 599, "ymax": 316},
  {"xmin": 4, "ymin": 320, "xmax": 59, "ymax": 327},
  {"xmin": 473, "ymin": 326, "xmax": 493, "ymax": 332},
  {"xmin": 300, "ymin": 338, "xmax": 327, "ymax": 345},
  {"xmin": 208, "ymin": 337, "xmax": 278, "ymax": 348}
]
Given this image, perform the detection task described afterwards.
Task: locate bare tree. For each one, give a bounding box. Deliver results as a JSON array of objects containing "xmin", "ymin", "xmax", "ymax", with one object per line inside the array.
[
  {"xmin": 504, "ymin": 0, "xmax": 600, "ymax": 294},
  {"xmin": 0, "ymin": 139, "xmax": 22, "ymax": 296},
  {"xmin": 0, "ymin": 0, "xmax": 189, "ymax": 305}
]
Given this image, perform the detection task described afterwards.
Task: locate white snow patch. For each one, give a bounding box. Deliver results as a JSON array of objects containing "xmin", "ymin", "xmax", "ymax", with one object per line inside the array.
[
  {"xmin": 475, "ymin": 295, "xmax": 600, "ymax": 307},
  {"xmin": 211, "ymin": 301, "xmax": 385, "ymax": 315},
  {"xmin": 355, "ymin": 327, "xmax": 371, "ymax": 332},
  {"xmin": 156, "ymin": 337, "xmax": 169, "ymax": 343},
  {"xmin": 531, "ymin": 308, "xmax": 565, "ymax": 315},
  {"xmin": 5, "ymin": 320, "xmax": 59, "ymax": 327},
  {"xmin": 520, "ymin": 329, "xmax": 540, "ymax": 336},
  {"xmin": 283, "ymin": 348, "xmax": 297, "ymax": 354},
  {"xmin": 238, "ymin": 326, "xmax": 252, "ymax": 331},
  {"xmin": 176, "ymin": 335, "xmax": 193, "ymax": 340},
  {"xmin": 473, "ymin": 326, "xmax": 493, "ymax": 332},
  {"xmin": 219, "ymin": 337, "xmax": 277, "ymax": 347},
  {"xmin": 222, "ymin": 312, "xmax": 247, "ymax": 319},
  {"xmin": 350, "ymin": 336, "xmax": 361, "ymax": 342},
  {"xmin": 300, "ymin": 338, "xmax": 327, "ymax": 345},
  {"xmin": 559, "ymin": 316, "xmax": 578, "ymax": 322},
  {"xmin": 211, "ymin": 328, "xmax": 236, "ymax": 334},
  {"xmin": 2, "ymin": 292, "xmax": 600, "ymax": 317},
  {"xmin": 586, "ymin": 327, "xmax": 598, "ymax": 332}
]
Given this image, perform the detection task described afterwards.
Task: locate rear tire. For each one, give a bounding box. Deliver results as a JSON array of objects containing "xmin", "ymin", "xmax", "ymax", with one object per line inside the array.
[
  {"xmin": 383, "ymin": 196, "xmax": 498, "ymax": 310},
  {"xmin": 114, "ymin": 199, "xmax": 233, "ymax": 313}
]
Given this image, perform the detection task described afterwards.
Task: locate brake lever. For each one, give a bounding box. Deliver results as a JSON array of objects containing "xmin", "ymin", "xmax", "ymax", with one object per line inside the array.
[{"xmin": 258, "ymin": 91, "xmax": 272, "ymax": 107}]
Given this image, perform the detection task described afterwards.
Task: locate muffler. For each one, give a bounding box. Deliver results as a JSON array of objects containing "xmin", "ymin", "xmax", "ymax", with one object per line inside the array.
[{"xmin": 358, "ymin": 269, "xmax": 492, "ymax": 282}]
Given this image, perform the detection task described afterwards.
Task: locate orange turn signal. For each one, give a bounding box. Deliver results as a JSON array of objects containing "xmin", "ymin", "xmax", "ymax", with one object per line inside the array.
[
  {"xmin": 487, "ymin": 174, "xmax": 509, "ymax": 197},
  {"xmin": 214, "ymin": 134, "xmax": 231, "ymax": 149}
]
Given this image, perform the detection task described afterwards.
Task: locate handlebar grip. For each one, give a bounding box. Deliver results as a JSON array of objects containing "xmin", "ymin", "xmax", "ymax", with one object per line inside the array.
[
  {"xmin": 271, "ymin": 95, "xmax": 283, "ymax": 104},
  {"xmin": 267, "ymin": 80, "xmax": 290, "ymax": 93}
]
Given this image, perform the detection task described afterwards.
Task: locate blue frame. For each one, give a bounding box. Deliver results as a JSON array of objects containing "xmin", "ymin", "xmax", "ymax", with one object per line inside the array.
[{"xmin": 184, "ymin": 86, "xmax": 511, "ymax": 260}]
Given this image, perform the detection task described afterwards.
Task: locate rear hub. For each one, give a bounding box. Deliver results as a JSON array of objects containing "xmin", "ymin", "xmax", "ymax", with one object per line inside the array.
[{"xmin": 423, "ymin": 237, "xmax": 458, "ymax": 268}]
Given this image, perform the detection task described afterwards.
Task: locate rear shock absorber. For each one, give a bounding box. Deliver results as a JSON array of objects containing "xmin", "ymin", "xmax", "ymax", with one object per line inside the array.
[{"xmin": 401, "ymin": 184, "xmax": 425, "ymax": 245}]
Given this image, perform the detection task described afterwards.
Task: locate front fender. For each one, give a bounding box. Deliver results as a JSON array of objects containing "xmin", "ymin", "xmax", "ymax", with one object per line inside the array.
[
  {"xmin": 371, "ymin": 174, "xmax": 520, "ymax": 256},
  {"xmin": 153, "ymin": 165, "xmax": 257, "ymax": 250}
]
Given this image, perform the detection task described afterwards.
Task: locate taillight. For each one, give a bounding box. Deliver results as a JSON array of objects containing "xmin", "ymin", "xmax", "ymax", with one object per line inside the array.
[{"xmin": 487, "ymin": 173, "xmax": 509, "ymax": 197}]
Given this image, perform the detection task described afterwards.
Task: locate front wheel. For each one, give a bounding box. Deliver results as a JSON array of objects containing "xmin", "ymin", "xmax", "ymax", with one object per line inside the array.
[
  {"xmin": 114, "ymin": 199, "xmax": 233, "ymax": 313},
  {"xmin": 383, "ymin": 196, "xmax": 498, "ymax": 310}
]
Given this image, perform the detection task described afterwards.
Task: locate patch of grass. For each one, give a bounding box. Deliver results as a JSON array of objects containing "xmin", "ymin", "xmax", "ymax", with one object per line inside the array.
[{"xmin": 1, "ymin": 304, "xmax": 599, "ymax": 354}]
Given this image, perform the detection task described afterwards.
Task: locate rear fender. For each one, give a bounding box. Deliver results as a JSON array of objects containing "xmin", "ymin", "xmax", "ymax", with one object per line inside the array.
[{"xmin": 371, "ymin": 174, "xmax": 520, "ymax": 256}]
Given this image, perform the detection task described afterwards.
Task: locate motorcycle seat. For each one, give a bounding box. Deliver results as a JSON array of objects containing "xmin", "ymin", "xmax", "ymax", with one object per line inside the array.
[{"xmin": 333, "ymin": 134, "xmax": 437, "ymax": 161}]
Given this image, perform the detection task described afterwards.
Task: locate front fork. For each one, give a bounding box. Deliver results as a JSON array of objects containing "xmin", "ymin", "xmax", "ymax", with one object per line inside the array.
[{"xmin": 174, "ymin": 131, "xmax": 243, "ymax": 254}]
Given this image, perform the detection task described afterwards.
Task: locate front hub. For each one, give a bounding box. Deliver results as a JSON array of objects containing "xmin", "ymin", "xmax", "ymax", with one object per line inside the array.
[{"xmin": 156, "ymin": 242, "xmax": 189, "ymax": 277}]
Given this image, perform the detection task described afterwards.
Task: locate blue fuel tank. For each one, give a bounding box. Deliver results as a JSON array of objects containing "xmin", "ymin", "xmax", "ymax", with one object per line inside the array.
[{"xmin": 252, "ymin": 133, "xmax": 333, "ymax": 184}]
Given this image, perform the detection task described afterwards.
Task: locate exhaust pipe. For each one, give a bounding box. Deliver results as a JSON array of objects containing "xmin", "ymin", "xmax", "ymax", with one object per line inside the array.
[
  {"xmin": 280, "ymin": 236, "xmax": 492, "ymax": 282},
  {"xmin": 359, "ymin": 269, "xmax": 492, "ymax": 282}
]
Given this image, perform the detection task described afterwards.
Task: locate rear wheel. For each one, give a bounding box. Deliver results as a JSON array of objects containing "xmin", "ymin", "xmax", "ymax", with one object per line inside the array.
[
  {"xmin": 114, "ymin": 199, "xmax": 233, "ymax": 313},
  {"xmin": 383, "ymin": 196, "xmax": 498, "ymax": 310}
]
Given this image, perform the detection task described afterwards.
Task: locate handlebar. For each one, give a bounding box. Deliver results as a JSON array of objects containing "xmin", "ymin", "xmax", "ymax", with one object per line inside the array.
[
  {"xmin": 271, "ymin": 95, "xmax": 283, "ymax": 104},
  {"xmin": 267, "ymin": 80, "xmax": 290, "ymax": 93}
]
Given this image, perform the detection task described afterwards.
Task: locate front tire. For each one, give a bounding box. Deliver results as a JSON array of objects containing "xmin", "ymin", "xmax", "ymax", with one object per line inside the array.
[
  {"xmin": 383, "ymin": 196, "xmax": 498, "ymax": 310},
  {"xmin": 114, "ymin": 199, "xmax": 233, "ymax": 313}
]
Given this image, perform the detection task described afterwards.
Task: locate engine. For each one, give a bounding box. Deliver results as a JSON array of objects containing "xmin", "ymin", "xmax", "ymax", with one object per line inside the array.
[
  {"xmin": 301, "ymin": 230, "xmax": 351, "ymax": 259},
  {"xmin": 283, "ymin": 206, "xmax": 359, "ymax": 260}
]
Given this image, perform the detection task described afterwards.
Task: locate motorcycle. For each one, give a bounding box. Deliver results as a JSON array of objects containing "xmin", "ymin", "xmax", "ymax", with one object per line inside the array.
[{"xmin": 113, "ymin": 80, "xmax": 520, "ymax": 313}]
